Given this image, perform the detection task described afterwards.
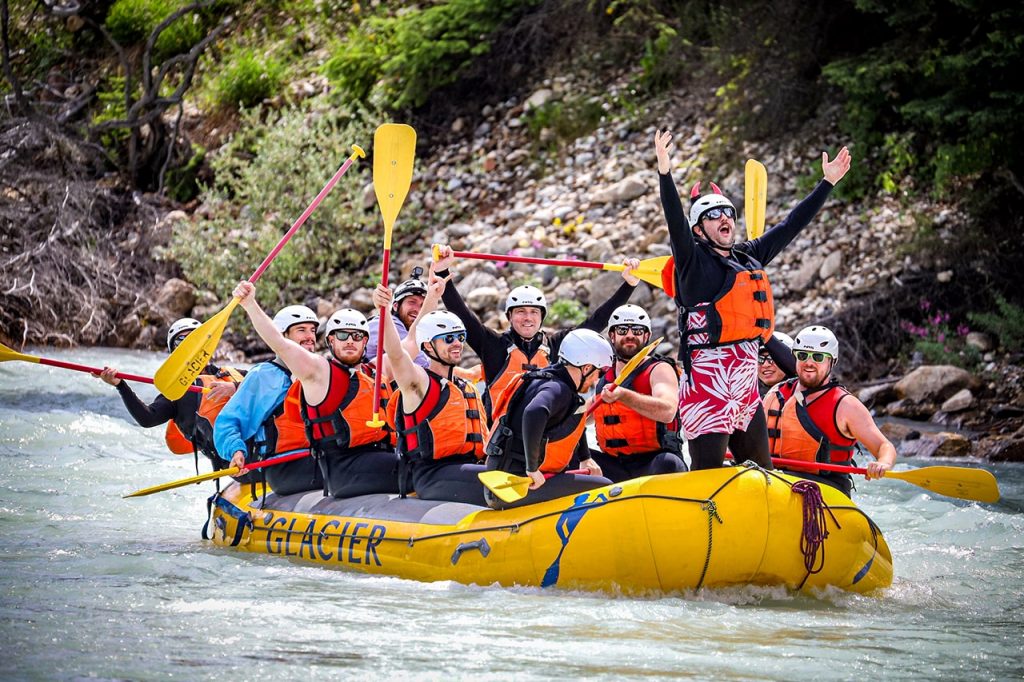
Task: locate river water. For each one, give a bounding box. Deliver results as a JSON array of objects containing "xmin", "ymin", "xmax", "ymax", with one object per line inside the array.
[{"xmin": 1, "ymin": 348, "xmax": 1022, "ymax": 680}]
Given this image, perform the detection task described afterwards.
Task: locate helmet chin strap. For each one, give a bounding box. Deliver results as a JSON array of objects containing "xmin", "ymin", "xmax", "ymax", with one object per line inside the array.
[{"xmin": 424, "ymin": 342, "xmax": 458, "ymax": 375}]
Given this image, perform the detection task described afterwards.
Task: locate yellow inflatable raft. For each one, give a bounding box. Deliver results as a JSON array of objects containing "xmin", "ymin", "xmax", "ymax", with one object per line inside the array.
[{"xmin": 206, "ymin": 466, "xmax": 892, "ymax": 594}]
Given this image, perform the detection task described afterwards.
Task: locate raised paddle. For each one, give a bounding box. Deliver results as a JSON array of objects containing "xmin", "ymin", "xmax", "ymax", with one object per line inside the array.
[
  {"xmin": 154, "ymin": 145, "xmax": 367, "ymax": 401},
  {"xmin": 123, "ymin": 450, "xmax": 311, "ymax": 498},
  {"xmin": 585, "ymin": 336, "xmax": 663, "ymax": 418},
  {"xmin": 0, "ymin": 341, "xmax": 203, "ymax": 393},
  {"xmin": 367, "ymin": 123, "xmax": 417, "ymax": 428},
  {"xmin": 768, "ymin": 456, "xmax": 1000, "ymax": 503},
  {"xmin": 478, "ymin": 469, "xmax": 592, "ymax": 505},
  {"xmin": 745, "ymin": 159, "xmax": 768, "ymax": 239},
  {"xmin": 434, "ymin": 246, "xmax": 671, "ymax": 291}
]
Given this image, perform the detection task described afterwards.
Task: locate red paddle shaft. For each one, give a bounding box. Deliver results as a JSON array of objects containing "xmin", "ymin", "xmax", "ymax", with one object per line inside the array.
[{"xmin": 38, "ymin": 356, "xmax": 202, "ymax": 394}]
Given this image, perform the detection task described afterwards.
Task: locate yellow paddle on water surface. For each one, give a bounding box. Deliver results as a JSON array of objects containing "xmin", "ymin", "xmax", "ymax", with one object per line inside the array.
[
  {"xmin": 154, "ymin": 145, "xmax": 366, "ymax": 400},
  {"xmin": 367, "ymin": 124, "xmax": 417, "ymax": 427}
]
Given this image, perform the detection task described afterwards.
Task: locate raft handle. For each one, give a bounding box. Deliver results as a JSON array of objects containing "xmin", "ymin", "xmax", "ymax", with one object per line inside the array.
[{"xmin": 451, "ymin": 538, "xmax": 491, "ymax": 565}]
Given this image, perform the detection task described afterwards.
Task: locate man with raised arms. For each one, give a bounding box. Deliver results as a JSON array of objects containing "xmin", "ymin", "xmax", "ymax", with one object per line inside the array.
[{"xmin": 233, "ymin": 281, "xmax": 399, "ymax": 498}]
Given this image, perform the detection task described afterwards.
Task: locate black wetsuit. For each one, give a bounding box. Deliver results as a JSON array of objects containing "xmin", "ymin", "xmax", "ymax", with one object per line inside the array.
[
  {"xmin": 114, "ymin": 363, "xmax": 224, "ymax": 469},
  {"xmin": 484, "ymin": 365, "xmax": 611, "ymax": 509},
  {"xmin": 436, "ymin": 267, "xmax": 636, "ymax": 417},
  {"xmin": 661, "ymin": 172, "xmax": 836, "ymax": 471}
]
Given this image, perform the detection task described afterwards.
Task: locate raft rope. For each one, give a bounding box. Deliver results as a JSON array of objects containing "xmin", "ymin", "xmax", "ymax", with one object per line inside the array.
[{"xmin": 791, "ymin": 480, "xmax": 841, "ymax": 576}]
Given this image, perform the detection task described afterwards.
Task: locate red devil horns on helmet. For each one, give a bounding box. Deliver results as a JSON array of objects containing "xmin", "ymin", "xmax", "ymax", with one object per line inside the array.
[{"xmin": 689, "ymin": 181, "xmax": 724, "ymax": 203}]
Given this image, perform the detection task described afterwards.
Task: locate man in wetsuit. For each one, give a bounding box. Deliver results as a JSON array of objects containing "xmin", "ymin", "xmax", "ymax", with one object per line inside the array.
[
  {"xmin": 764, "ymin": 325, "xmax": 896, "ymax": 496},
  {"xmin": 655, "ymin": 128, "xmax": 852, "ymax": 471},
  {"xmin": 432, "ymin": 245, "xmax": 642, "ymax": 423},
  {"xmin": 98, "ymin": 318, "xmax": 239, "ymax": 470},
  {"xmin": 483, "ymin": 328, "xmax": 613, "ymax": 509},
  {"xmin": 234, "ymin": 281, "xmax": 399, "ymax": 498}
]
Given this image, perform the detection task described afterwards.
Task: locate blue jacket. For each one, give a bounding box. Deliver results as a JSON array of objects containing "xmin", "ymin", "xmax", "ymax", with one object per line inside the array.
[{"xmin": 213, "ymin": 361, "xmax": 291, "ymax": 462}]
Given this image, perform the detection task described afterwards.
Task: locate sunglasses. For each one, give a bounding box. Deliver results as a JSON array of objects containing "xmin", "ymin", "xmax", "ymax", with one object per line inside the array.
[
  {"xmin": 433, "ymin": 332, "xmax": 466, "ymax": 344},
  {"xmin": 702, "ymin": 206, "xmax": 736, "ymax": 221},
  {"xmin": 170, "ymin": 333, "xmax": 191, "ymax": 350},
  {"xmin": 612, "ymin": 325, "xmax": 648, "ymax": 336},
  {"xmin": 333, "ymin": 330, "xmax": 367, "ymax": 341},
  {"xmin": 794, "ymin": 350, "xmax": 833, "ymax": 363},
  {"xmin": 757, "ymin": 354, "xmax": 776, "ymax": 365}
]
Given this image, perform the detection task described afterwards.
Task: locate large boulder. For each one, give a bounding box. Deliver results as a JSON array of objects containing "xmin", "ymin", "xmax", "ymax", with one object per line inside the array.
[
  {"xmin": 465, "ymin": 286, "xmax": 501, "ymax": 312},
  {"xmin": 895, "ymin": 365, "xmax": 977, "ymax": 403},
  {"xmin": 153, "ymin": 278, "xmax": 196, "ymax": 317},
  {"xmin": 590, "ymin": 173, "xmax": 647, "ymax": 204}
]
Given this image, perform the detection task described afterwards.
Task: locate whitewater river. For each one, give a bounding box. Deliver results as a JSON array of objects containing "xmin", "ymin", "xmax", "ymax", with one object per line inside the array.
[{"xmin": 1, "ymin": 348, "xmax": 1022, "ymax": 680}]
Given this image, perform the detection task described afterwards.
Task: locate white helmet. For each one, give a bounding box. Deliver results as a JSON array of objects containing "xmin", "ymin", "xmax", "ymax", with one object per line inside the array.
[
  {"xmin": 607, "ymin": 304, "xmax": 651, "ymax": 332},
  {"xmin": 793, "ymin": 325, "xmax": 839, "ymax": 359},
  {"xmin": 689, "ymin": 189, "xmax": 736, "ymax": 227},
  {"xmin": 324, "ymin": 308, "xmax": 369, "ymax": 337},
  {"xmin": 416, "ymin": 310, "xmax": 467, "ymax": 347},
  {"xmin": 774, "ymin": 331, "xmax": 795, "ymax": 351},
  {"xmin": 273, "ymin": 305, "xmax": 319, "ymax": 333},
  {"xmin": 504, "ymin": 285, "xmax": 547, "ymax": 316},
  {"xmin": 559, "ymin": 329, "xmax": 613, "ymax": 369},
  {"xmin": 167, "ymin": 318, "xmax": 201, "ymax": 351}
]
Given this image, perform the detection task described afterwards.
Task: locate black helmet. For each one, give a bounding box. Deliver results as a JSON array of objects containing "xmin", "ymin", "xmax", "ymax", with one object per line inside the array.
[{"xmin": 393, "ymin": 266, "xmax": 427, "ymax": 306}]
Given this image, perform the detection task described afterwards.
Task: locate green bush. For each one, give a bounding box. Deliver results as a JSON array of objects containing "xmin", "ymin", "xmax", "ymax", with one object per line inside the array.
[
  {"xmin": 324, "ymin": 0, "xmax": 541, "ymax": 110},
  {"xmin": 105, "ymin": 0, "xmax": 211, "ymax": 58},
  {"xmin": 526, "ymin": 97, "xmax": 606, "ymax": 149},
  {"xmin": 547, "ymin": 299, "xmax": 586, "ymax": 327},
  {"xmin": 168, "ymin": 97, "xmax": 404, "ymax": 311},
  {"xmin": 970, "ymin": 296, "xmax": 1024, "ymax": 353},
  {"xmin": 212, "ymin": 48, "xmax": 285, "ymax": 109}
]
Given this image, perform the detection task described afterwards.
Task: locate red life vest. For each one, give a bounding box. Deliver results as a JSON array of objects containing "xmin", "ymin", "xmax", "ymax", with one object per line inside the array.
[
  {"xmin": 392, "ymin": 371, "xmax": 487, "ymax": 462},
  {"xmin": 592, "ymin": 357, "xmax": 682, "ymax": 457},
  {"xmin": 763, "ymin": 378, "xmax": 857, "ymax": 471},
  {"xmin": 299, "ymin": 359, "xmax": 394, "ymax": 455},
  {"xmin": 164, "ymin": 368, "xmax": 244, "ymax": 456},
  {"xmin": 484, "ymin": 341, "xmax": 549, "ymax": 422},
  {"xmin": 487, "ymin": 369, "xmax": 585, "ymax": 474}
]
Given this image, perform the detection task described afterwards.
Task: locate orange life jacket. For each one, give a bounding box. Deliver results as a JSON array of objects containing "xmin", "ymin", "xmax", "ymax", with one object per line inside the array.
[
  {"xmin": 763, "ymin": 378, "xmax": 856, "ymax": 472},
  {"xmin": 592, "ymin": 357, "xmax": 683, "ymax": 457},
  {"xmin": 486, "ymin": 369, "xmax": 585, "ymax": 474},
  {"xmin": 484, "ymin": 341, "xmax": 549, "ymax": 421},
  {"xmin": 247, "ymin": 364, "xmax": 310, "ymax": 460},
  {"xmin": 299, "ymin": 359, "xmax": 393, "ymax": 455},
  {"xmin": 392, "ymin": 370, "xmax": 487, "ymax": 462},
  {"xmin": 164, "ymin": 368, "xmax": 245, "ymax": 456}
]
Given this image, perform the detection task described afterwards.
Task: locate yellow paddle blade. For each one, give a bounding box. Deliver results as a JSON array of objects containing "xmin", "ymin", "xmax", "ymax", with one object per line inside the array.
[
  {"xmin": 0, "ymin": 340, "xmax": 40, "ymax": 364},
  {"xmin": 886, "ymin": 466, "xmax": 1000, "ymax": 504},
  {"xmin": 478, "ymin": 470, "xmax": 531, "ymax": 504},
  {"xmin": 373, "ymin": 124, "xmax": 417, "ymax": 250},
  {"xmin": 154, "ymin": 299, "xmax": 239, "ymax": 400},
  {"xmin": 123, "ymin": 465, "xmax": 242, "ymax": 498},
  {"xmin": 745, "ymin": 159, "xmax": 768, "ymax": 239},
  {"xmin": 602, "ymin": 255, "xmax": 672, "ymax": 290}
]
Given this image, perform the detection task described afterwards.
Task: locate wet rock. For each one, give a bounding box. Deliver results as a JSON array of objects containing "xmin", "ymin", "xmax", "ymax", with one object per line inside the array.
[
  {"xmin": 940, "ymin": 388, "xmax": 974, "ymax": 413},
  {"xmin": 858, "ymin": 382, "xmax": 897, "ymax": 407},
  {"xmin": 895, "ymin": 365, "xmax": 977, "ymax": 403},
  {"xmin": 992, "ymin": 404, "xmax": 1024, "ymax": 419},
  {"xmin": 880, "ymin": 421, "xmax": 916, "ymax": 441},
  {"xmin": 154, "ymin": 278, "xmax": 196, "ymax": 317},
  {"xmin": 978, "ymin": 436, "xmax": 1024, "ymax": 462},
  {"xmin": 897, "ymin": 431, "xmax": 971, "ymax": 458},
  {"xmin": 466, "ymin": 286, "xmax": 501, "ymax": 312},
  {"xmin": 886, "ymin": 399, "xmax": 935, "ymax": 420}
]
